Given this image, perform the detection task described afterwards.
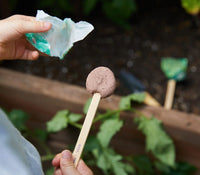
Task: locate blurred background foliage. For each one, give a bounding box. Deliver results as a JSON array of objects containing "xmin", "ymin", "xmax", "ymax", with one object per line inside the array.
[
  {"xmin": 3, "ymin": 0, "xmax": 137, "ymax": 29},
  {"xmin": 181, "ymin": 0, "xmax": 200, "ymax": 15},
  {"xmin": 0, "ymin": 0, "xmax": 199, "ymax": 28}
]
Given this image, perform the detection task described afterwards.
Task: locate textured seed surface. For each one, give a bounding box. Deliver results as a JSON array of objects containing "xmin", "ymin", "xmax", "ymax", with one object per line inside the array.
[{"xmin": 86, "ymin": 67, "xmax": 116, "ymax": 98}]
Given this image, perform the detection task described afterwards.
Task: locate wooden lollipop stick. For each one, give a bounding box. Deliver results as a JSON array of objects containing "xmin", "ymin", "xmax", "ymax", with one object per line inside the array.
[
  {"xmin": 164, "ymin": 79, "xmax": 176, "ymax": 110},
  {"xmin": 73, "ymin": 93, "xmax": 101, "ymax": 167}
]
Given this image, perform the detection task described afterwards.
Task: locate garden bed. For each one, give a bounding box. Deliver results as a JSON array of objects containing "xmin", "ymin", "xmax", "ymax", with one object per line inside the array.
[
  {"xmin": 0, "ymin": 68, "xmax": 200, "ymax": 174},
  {"xmin": 1, "ymin": 0, "xmax": 200, "ymax": 116}
]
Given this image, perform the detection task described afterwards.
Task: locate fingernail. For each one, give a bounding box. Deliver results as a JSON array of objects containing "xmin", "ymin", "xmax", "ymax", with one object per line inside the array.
[
  {"xmin": 62, "ymin": 150, "xmax": 72, "ymax": 160},
  {"xmin": 43, "ymin": 22, "xmax": 51, "ymax": 29}
]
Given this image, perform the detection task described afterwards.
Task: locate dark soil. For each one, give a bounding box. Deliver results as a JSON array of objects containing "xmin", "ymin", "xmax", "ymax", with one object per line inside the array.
[{"xmin": 1, "ymin": 0, "xmax": 200, "ymax": 115}]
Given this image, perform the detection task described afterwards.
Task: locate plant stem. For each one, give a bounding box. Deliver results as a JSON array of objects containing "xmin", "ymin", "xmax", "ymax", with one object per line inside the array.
[
  {"xmin": 39, "ymin": 140, "xmax": 52, "ymax": 155},
  {"xmin": 69, "ymin": 121, "xmax": 82, "ymax": 129},
  {"xmin": 41, "ymin": 154, "xmax": 55, "ymax": 161},
  {"xmin": 129, "ymin": 107, "xmax": 146, "ymax": 118},
  {"xmin": 93, "ymin": 107, "xmax": 130, "ymax": 123}
]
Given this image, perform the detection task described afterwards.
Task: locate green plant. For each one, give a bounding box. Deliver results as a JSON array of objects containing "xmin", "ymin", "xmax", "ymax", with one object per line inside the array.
[
  {"xmin": 181, "ymin": 0, "xmax": 200, "ymax": 15},
  {"xmin": 84, "ymin": 0, "xmax": 137, "ymax": 28},
  {"xmin": 36, "ymin": 0, "xmax": 137, "ymax": 28},
  {"xmin": 37, "ymin": 0, "xmax": 73, "ymax": 17},
  {"xmin": 4, "ymin": 92, "xmax": 197, "ymax": 175}
]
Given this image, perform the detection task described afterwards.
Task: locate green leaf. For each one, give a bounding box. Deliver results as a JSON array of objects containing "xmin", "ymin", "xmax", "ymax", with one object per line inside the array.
[
  {"xmin": 85, "ymin": 136, "xmax": 100, "ymax": 153},
  {"xmin": 133, "ymin": 155, "xmax": 154, "ymax": 175},
  {"xmin": 97, "ymin": 118, "xmax": 123, "ymax": 147},
  {"xmin": 102, "ymin": 0, "xmax": 137, "ymax": 28},
  {"xmin": 171, "ymin": 162, "xmax": 197, "ymax": 175},
  {"xmin": 83, "ymin": 98, "xmax": 92, "ymax": 114},
  {"xmin": 119, "ymin": 96, "xmax": 132, "ymax": 109},
  {"xmin": 7, "ymin": 109, "xmax": 29, "ymax": 131},
  {"xmin": 134, "ymin": 116, "xmax": 175, "ymax": 167},
  {"xmin": 68, "ymin": 113, "xmax": 83, "ymax": 123},
  {"xmin": 38, "ymin": 0, "xmax": 55, "ymax": 8},
  {"xmin": 88, "ymin": 118, "xmax": 134, "ymax": 175},
  {"xmin": 181, "ymin": 0, "xmax": 200, "ymax": 15},
  {"xmin": 96, "ymin": 148, "xmax": 112, "ymax": 173},
  {"xmin": 58, "ymin": 0, "xmax": 73, "ymax": 13},
  {"xmin": 96, "ymin": 148, "xmax": 135, "ymax": 175},
  {"xmin": 47, "ymin": 110, "xmax": 69, "ymax": 132},
  {"xmin": 33, "ymin": 129, "xmax": 48, "ymax": 142},
  {"xmin": 130, "ymin": 92, "xmax": 146, "ymax": 102},
  {"xmin": 8, "ymin": 0, "xmax": 18, "ymax": 11},
  {"xmin": 155, "ymin": 161, "xmax": 197, "ymax": 175},
  {"xmin": 45, "ymin": 167, "xmax": 55, "ymax": 175},
  {"xmin": 83, "ymin": 0, "xmax": 98, "ymax": 15},
  {"xmin": 123, "ymin": 163, "xmax": 135, "ymax": 174},
  {"xmin": 119, "ymin": 92, "xmax": 146, "ymax": 109},
  {"xmin": 38, "ymin": 0, "xmax": 73, "ymax": 15}
]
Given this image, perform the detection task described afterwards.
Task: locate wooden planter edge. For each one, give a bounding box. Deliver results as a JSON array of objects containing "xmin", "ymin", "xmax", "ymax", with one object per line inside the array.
[{"xmin": 0, "ymin": 68, "xmax": 199, "ymax": 172}]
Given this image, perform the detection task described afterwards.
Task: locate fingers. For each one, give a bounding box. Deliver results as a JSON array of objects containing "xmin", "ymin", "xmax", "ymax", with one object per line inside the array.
[
  {"xmin": 77, "ymin": 160, "xmax": 94, "ymax": 175},
  {"xmin": 52, "ymin": 153, "xmax": 62, "ymax": 167},
  {"xmin": 59, "ymin": 150, "xmax": 80, "ymax": 175},
  {"xmin": 0, "ymin": 15, "xmax": 51, "ymax": 43},
  {"xmin": 11, "ymin": 15, "xmax": 51, "ymax": 34},
  {"xmin": 54, "ymin": 167, "xmax": 62, "ymax": 175},
  {"xmin": 52, "ymin": 150, "xmax": 93, "ymax": 175},
  {"xmin": 17, "ymin": 50, "xmax": 39, "ymax": 60},
  {"xmin": 17, "ymin": 38, "xmax": 40, "ymax": 60}
]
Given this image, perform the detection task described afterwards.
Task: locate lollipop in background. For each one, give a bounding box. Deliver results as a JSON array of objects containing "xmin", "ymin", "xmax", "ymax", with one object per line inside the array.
[
  {"xmin": 73, "ymin": 66, "xmax": 116, "ymax": 167},
  {"xmin": 161, "ymin": 57, "xmax": 188, "ymax": 110}
]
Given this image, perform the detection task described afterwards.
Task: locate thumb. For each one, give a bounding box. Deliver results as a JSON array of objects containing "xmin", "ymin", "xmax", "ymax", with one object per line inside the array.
[
  {"xmin": 13, "ymin": 15, "xmax": 51, "ymax": 34},
  {"xmin": 0, "ymin": 15, "xmax": 51, "ymax": 42},
  {"xmin": 60, "ymin": 150, "xmax": 80, "ymax": 175}
]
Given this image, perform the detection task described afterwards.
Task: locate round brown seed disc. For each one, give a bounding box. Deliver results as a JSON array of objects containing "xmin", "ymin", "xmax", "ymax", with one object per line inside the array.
[{"xmin": 86, "ymin": 66, "xmax": 116, "ymax": 98}]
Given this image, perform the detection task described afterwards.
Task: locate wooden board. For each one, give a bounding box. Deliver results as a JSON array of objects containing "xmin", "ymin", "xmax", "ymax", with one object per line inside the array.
[{"xmin": 0, "ymin": 68, "xmax": 200, "ymax": 173}]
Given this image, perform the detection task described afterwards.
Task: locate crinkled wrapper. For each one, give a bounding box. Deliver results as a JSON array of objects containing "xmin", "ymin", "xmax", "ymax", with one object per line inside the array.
[{"xmin": 26, "ymin": 10, "xmax": 94, "ymax": 59}]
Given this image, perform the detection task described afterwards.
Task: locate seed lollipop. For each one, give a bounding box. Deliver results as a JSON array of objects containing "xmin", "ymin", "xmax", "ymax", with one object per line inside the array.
[
  {"xmin": 161, "ymin": 57, "xmax": 188, "ymax": 109},
  {"xmin": 73, "ymin": 66, "xmax": 116, "ymax": 167}
]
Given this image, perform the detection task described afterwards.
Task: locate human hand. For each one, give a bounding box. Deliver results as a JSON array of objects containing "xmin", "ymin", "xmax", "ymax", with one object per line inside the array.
[
  {"xmin": 52, "ymin": 150, "xmax": 93, "ymax": 175},
  {"xmin": 0, "ymin": 15, "xmax": 51, "ymax": 60}
]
